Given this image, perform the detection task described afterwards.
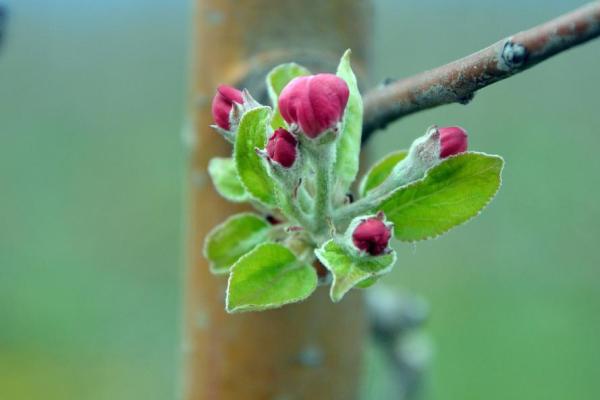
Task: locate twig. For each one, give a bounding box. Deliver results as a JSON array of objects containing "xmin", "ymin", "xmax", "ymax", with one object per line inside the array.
[{"xmin": 362, "ymin": 1, "xmax": 600, "ymax": 143}]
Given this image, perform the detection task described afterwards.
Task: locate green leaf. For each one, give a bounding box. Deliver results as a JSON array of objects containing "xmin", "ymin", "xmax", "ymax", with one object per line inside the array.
[
  {"xmin": 203, "ymin": 213, "xmax": 270, "ymax": 274},
  {"xmin": 266, "ymin": 63, "xmax": 310, "ymax": 129},
  {"xmin": 234, "ymin": 106, "xmax": 276, "ymax": 206},
  {"xmin": 226, "ymin": 243, "xmax": 317, "ymax": 313},
  {"xmin": 315, "ymin": 240, "xmax": 396, "ymax": 302},
  {"xmin": 359, "ymin": 150, "xmax": 408, "ymax": 197},
  {"xmin": 334, "ymin": 49, "xmax": 363, "ymax": 189},
  {"xmin": 355, "ymin": 276, "xmax": 379, "ymax": 289},
  {"xmin": 208, "ymin": 157, "xmax": 248, "ymax": 203},
  {"xmin": 378, "ymin": 152, "xmax": 504, "ymax": 241}
]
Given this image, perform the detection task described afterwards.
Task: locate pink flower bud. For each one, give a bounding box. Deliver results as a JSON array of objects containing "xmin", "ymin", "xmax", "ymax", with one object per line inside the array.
[
  {"xmin": 266, "ymin": 128, "xmax": 298, "ymax": 168},
  {"xmin": 278, "ymin": 74, "xmax": 349, "ymax": 138},
  {"xmin": 352, "ymin": 217, "xmax": 392, "ymax": 256},
  {"xmin": 211, "ymin": 85, "xmax": 243, "ymax": 130},
  {"xmin": 439, "ymin": 126, "xmax": 468, "ymax": 158}
]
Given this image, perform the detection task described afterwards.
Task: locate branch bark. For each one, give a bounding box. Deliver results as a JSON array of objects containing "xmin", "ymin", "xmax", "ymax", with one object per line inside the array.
[{"xmin": 362, "ymin": 1, "xmax": 600, "ymax": 143}]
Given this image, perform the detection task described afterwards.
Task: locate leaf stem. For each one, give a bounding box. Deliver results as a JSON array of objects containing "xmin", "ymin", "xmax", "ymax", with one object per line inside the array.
[
  {"xmin": 333, "ymin": 193, "xmax": 376, "ymax": 229},
  {"xmin": 334, "ymin": 158, "xmax": 413, "ymax": 228},
  {"xmin": 311, "ymin": 144, "xmax": 335, "ymax": 240},
  {"xmin": 282, "ymin": 195, "xmax": 312, "ymax": 228}
]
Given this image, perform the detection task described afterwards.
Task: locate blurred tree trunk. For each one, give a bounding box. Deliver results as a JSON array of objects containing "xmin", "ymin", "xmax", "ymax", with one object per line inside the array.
[{"xmin": 182, "ymin": 1, "xmax": 373, "ymax": 399}]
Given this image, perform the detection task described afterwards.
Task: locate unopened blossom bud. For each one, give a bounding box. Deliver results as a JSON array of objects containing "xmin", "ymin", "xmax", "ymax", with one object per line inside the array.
[
  {"xmin": 211, "ymin": 85, "xmax": 243, "ymax": 130},
  {"xmin": 439, "ymin": 126, "xmax": 468, "ymax": 158},
  {"xmin": 266, "ymin": 128, "xmax": 298, "ymax": 168},
  {"xmin": 278, "ymin": 74, "xmax": 349, "ymax": 138},
  {"xmin": 352, "ymin": 216, "xmax": 392, "ymax": 256}
]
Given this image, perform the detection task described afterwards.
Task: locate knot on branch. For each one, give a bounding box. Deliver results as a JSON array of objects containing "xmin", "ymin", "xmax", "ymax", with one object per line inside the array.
[
  {"xmin": 457, "ymin": 92, "xmax": 475, "ymax": 105},
  {"xmin": 499, "ymin": 39, "xmax": 528, "ymax": 71}
]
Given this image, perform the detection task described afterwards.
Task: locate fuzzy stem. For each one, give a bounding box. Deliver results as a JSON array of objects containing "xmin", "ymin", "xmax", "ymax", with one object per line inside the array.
[
  {"xmin": 297, "ymin": 184, "xmax": 313, "ymax": 215},
  {"xmin": 279, "ymin": 188, "xmax": 312, "ymax": 228},
  {"xmin": 334, "ymin": 192, "xmax": 377, "ymax": 229},
  {"xmin": 335, "ymin": 129, "xmax": 440, "ymax": 227},
  {"xmin": 333, "ymin": 160, "xmax": 424, "ymax": 228},
  {"xmin": 312, "ymin": 144, "xmax": 335, "ymax": 239}
]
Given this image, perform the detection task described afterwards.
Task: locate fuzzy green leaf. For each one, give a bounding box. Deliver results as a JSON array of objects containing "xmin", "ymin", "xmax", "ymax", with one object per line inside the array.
[
  {"xmin": 379, "ymin": 152, "xmax": 504, "ymax": 241},
  {"xmin": 208, "ymin": 157, "xmax": 248, "ymax": 202},
  {"xmin": 359, "ymin": 150, "xmax": 408, "ymax": 197},
  {"xmin": 266, "ymin": 63, "xmax": 311, "ymax": 129},
  {"xmin": 203, "ymin": 213, "xmax": 270, "ymax": 274},
  {"xmin": 234, "ymin": 106, "xmax": 276, "ymax": 206},
  {"xmin": 355, "ymin": 276, "xmax": 379, "ymax": 289},
  {"xmin": 315, "ymin": 240, "xmax": 396, "ymax": 302},
  {"xmin": 226, "ymin": 243, "xmax": 317, "ymax": 313},
  {"xmin": 334, "ymin": 49, "xmax": 363, "ymax": 189}
]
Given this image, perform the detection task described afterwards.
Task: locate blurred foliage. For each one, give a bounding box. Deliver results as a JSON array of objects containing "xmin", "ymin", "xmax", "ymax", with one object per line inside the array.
[{"xmin": 1, "ymin": 0, "xmax": 599, "ymax": 399}]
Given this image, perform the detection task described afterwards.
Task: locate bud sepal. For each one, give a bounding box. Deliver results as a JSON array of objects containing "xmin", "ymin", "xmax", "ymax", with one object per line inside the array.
[
  {"xmin": 346, "ymin": 212, "xmax": 394, "ymax": 257},
  {"xmin": 211, "ymin": 87, "xmax": 262, "ymax": 143}
]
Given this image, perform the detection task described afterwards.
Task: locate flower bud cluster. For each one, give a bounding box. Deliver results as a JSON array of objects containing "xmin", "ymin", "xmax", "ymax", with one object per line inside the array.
[
  {"xmin": 210, "ymin": 73, "xmax": 470, "ymax": 255},
  {"xmin": 204, "ymin": 52, "xmax": 500, "ymax": 310},
  {"xmin": 211, "ymin": 74, "xmax": 349, "ymax": 172}
]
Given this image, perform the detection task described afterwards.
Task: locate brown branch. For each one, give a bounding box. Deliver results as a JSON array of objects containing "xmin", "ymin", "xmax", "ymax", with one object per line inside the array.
[{"xmin": 362, "ymin": 1, "xmax": 600, "ymax": 143}]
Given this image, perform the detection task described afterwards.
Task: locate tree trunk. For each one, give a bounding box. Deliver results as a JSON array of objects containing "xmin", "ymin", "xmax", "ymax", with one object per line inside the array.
[{"xmin": 182, "ymin": 0, "xmax": 373, "ymax": 399}]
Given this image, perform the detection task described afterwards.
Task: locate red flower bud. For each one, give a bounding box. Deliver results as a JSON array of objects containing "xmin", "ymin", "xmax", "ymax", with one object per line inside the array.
[
  {"xmin": 352, "ymin": 217, "xmax": 392, "ymax": 256},
  {"xmin": 211, "ymin": 85, "xmax": 243, "ymax": 130},
  {"xmin": 266, "ymin": 128, "xmax": 298, "ymax": 168},
  {"xmin": 439, "ymin": 126, "xmax": 468, "ymax": 159},
  {"xmin": 278, "ymin": 74, "xmax": 349, "ymax": 138}
]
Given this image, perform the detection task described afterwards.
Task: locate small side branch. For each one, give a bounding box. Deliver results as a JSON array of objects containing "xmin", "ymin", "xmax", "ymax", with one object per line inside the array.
[{"xmin": 362, "ymin": 1, "xmax": 600, "ymax": 143}]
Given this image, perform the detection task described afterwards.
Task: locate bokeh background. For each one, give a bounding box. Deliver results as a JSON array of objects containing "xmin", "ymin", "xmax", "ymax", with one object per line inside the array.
[{"xmin": 1, "ymin": 0, "xmax": 599, "ymax": 399}]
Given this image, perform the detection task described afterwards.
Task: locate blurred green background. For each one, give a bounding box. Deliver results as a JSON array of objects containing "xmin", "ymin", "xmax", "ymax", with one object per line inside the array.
[{"xmin": 1, "ymin": 0, "xmax": 598, "ymax": 399}]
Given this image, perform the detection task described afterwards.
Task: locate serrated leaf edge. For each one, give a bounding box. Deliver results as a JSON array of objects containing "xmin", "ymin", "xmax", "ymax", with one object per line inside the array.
[
  {"xmin": 387, "ymin": 151, "xmax": 505, "ymax": 242},
  {"xmin": 202, "ymin": 212, "xmax": 269, "ymax": 275},
  {"xmin": 207, "ymin": 157, "xmax": 249, "ymax": 203},
  {"xmin": 358, "ymin": 149, "xmax": 408, "ymax": 197},
  {"xmin": 234, "ymin": 106, "xmax": 277, "ymax": 207},
  {"xmin": 315, "ymin": 240, "xmax": 397, "ymax": 303},
  {"xmin": 225, "ymin": 242, "xmax": 318, "ymax": 313},
  {"xmin": 334, "ymin": 48, "xmax": 363, "ymax": 188}
]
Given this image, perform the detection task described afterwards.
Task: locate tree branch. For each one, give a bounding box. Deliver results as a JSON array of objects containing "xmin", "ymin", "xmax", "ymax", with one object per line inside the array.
[{"xmin": 362, "ymin": 1, "xmax": 600, "ymax": 143}]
